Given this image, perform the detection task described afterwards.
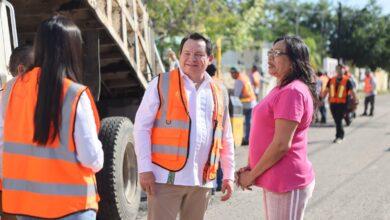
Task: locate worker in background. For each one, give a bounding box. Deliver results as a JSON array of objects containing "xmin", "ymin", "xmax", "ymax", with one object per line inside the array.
[
  {"xmin": 249, "ymin": 65, "xmax": 261, "ymax": 100},
  {"xmin": 8, "ymin": 45, "xmax": 34, "ymax": 77},
  {"xmin": 230, "ymin": 67, "xmax": 256, "ymax": 145},
  {"xmin": 0, "ymin": 15, "xmax": 103, "ymax": 219},
  {"xmin": 361, "ymin": 70, "xmax": 377, "ymax": 116},
  {"xmin": 206, "ymin": 63, "xmax": 229, "ymax": 104},
  {"xmin": 167, "ymin": 48, "xmax": 180, "ymax": 71},
  {"xmin": 315, "ymin": 70, "xmax": 328, "ymax": 124},
  {"xmin": 343, "ymin": 65, "xmax": 357, "ymax": 125},
  {"xmin": 134, "ymin": 33, "xmax": 234, "ymax": 220},
  {"xmin": 0, "ymin": 45, "xmax": 34, "ymax": 220},
  {"xmin": 322, "ymin": 64, "xmax": 358, "ymax": 144},
  {"xmin": 206, "ymin": 63, "xmax": 228, "ymax": 193}
]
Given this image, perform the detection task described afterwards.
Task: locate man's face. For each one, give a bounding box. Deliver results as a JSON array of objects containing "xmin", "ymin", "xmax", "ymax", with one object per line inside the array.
[
  {"xmin": 230, "ymin": 71, "xmax": 238, "ymax": 79},
  {"xmin": 336, "ymin": 66, "xmax": 343, "ymax": 77},
  {"xmin": 179, "ymin": 39, "xmax": 212, "ymax": 76}
]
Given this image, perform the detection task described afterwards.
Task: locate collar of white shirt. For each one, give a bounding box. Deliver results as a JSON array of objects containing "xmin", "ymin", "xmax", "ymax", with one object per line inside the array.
[{"xmin": 178, "ymin": 67, "xmax": 213, "ymax": 89}]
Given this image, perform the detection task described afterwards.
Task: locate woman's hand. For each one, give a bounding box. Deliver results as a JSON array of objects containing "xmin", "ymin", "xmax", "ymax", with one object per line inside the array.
[
  {"xmin": 238, "ymin": 170, "xmax": 255, "ymax": 190},
  {"xmin": 235, "ymin": 166, "xmax": 251, "ymax": 187}
]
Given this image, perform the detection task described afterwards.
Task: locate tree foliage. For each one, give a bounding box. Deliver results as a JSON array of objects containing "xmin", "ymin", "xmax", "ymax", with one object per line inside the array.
[
  {"xmin": 329, "ymin": 0, "xmax": 390, "ymax": 71},
  {"xmin": 145, "ymin": 0, "xmax": 390, "ymax": 72}
]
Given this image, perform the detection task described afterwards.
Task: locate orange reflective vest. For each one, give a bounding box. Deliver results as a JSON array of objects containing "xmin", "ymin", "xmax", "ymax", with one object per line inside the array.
[
  {"xmin": 364, "ymin": 76, "xmax": 373, "ymax": 93},
  {"xmin": 329, "ymin": 76, "xmax": 348, "ymax": 104},
  {"xmin": 151, "ymin": 68, "xmax": 225, "ymax": 182},
  {"xmin": 237, "ymin": 73, "xmax": 256, "ymax": 102},
  {"xmin": 2, "ymin": 67, "xmax": 100, "ymax": 218}
]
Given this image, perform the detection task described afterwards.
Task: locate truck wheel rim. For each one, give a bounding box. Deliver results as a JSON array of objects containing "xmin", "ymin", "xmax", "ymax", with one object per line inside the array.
[{"xmin": 123, "ymin": 141, "xmax": 137, "ymax": 203}]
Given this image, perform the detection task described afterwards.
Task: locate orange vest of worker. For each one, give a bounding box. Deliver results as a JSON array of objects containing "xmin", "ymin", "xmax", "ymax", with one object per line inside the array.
[
  {"xmin": 237, "ymin": 73, "xmax": 256, "ymax": 102},
  {"xmin": 364, "ymin": 76, "xmax": 373, "ymax": 93},
  {"xmin": 329, "ymin": 76, "xmax": 348, "ymax": 104},
  {"xmin": 151, "ymin": 68, "xmax": 225, "ymax": 182},
  {"xmin": 1, "ymin": 67, "xmax": 100, "ymax": 218}
]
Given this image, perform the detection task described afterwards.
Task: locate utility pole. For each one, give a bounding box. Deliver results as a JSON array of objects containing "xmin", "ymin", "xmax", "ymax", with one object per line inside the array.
[
  {"xmin": 337, "ymin": 1, "xmax": 342, "ymax": 64},
  {"xmin": 295, "ymin": 7, "xmax": 300, "ymax": 35}
]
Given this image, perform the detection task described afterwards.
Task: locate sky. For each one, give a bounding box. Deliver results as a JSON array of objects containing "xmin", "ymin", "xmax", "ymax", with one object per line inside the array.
[{"xmin": 304, "ymin": 0, "xmax": 390, "ymax": 15}]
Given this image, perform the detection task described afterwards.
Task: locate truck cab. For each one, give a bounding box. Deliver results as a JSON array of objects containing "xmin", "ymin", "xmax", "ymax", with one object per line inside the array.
[{"xmin": 0, "ymin": 0, "xmax": 17, "ymax": 84}]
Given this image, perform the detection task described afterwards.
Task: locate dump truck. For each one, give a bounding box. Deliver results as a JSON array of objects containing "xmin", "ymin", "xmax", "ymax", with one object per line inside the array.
[{"xmin": 0, "ymin": 0, "xmax": 165, "ymax": 219}]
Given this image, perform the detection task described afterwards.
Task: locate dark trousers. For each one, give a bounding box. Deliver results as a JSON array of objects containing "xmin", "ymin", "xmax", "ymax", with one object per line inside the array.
[
  {"xmin": 364, "ymin": 95, "xmax": 375, "ymax": 115},
  {"xmin": 319, "ymin": 105, "xmax": 327, "ymax": 123},
  {"xmin": 243, "ymin": 108, "xmax": 252, "ymax": 142},
  {"xmin": 330, "ymin": 104, "xmax": 347, "ymax": 139}
]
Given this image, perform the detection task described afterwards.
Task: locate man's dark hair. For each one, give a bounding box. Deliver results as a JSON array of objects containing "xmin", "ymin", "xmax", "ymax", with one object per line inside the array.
[
  {"xmin": 8, "ymin": 45, "xmax": 34, "ymax": 77},
  {"xmin": 230, "ymin": 67, "xmax": 238, "ymax": 73},
  {"xmin": 206, "ymin": 64, "xmax": 217, "ymax": 77},
  {"xmin": 179, "ymin": 32, "xmax": 213, "ymax": 56},
  {"xmin": 252, "ymin": 65, "xmax": 258, "ymax": 71}
]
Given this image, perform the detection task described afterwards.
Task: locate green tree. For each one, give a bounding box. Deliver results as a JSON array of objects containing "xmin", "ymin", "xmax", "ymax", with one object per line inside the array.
[
  {"xmin": 145, "ymin": 0, "xmax": 264, "ymax": 52},
  {"xmin": 329, "ymin": 0, "xmax": 390, "ymax": 71}
]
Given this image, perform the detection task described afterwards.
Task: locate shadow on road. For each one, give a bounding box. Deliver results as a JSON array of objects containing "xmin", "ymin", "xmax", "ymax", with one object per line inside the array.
[
  {"xmin": 310, "ymin": 123, "xmax": 335, "ymax": 128},
  {"xmin": 308, "ymin": 140, "xmax": 332, "ymax": 145}
]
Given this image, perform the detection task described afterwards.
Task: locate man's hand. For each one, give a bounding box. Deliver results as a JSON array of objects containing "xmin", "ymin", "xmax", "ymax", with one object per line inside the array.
[
  {"xmin": 140, "ymin": 171, "xmax": 156, "ymax": 196},
  {"xmin": 220, "ymin": 179, "xmax": 234, "ymax": 201}
]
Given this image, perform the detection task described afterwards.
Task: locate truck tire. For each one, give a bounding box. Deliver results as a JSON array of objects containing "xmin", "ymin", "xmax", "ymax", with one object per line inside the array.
[{"xmin": 97, "ymin": 117, "xmax": 140, "ymax": 220}]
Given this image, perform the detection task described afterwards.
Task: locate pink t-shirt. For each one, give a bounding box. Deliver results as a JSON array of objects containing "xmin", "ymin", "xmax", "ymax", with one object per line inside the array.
[{"xmin": 249, "ymin": 79, "xmax": 315, "ymax": 193}]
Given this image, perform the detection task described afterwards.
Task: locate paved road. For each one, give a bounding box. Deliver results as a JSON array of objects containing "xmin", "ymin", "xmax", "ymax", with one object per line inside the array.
[{"xmin": 137, "ymin": 93, "xmax": 390, "ymax": 220}]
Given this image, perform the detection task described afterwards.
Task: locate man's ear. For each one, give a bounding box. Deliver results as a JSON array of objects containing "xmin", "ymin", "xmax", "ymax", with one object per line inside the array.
[
  {"xmin": 208, "ymin": 55, "xmax": 214, "ymax": 63},
  {"xmin": 17, "ymin": 64, "xmax": 25, "ymax": 75}
]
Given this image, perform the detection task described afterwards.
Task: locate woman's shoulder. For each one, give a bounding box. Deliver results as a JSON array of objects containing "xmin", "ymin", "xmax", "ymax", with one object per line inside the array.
[{"xmin": 280, "ymin": 80, "xmax": 309, "ymax": 96}]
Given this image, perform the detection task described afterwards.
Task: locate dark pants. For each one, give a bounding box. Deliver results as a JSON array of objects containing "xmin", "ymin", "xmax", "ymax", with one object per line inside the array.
[
  {"xmin": 243, "ymin": 108, "xmax": 253, "ymax": 142},
  {"xmin": 364, "ymin": 95, "xmax": 375, "ymax": 115},
  {"xmin": 319, "ymin": 105, "xmax": 327, "ymax": 123},
  {"xmin": 330, "ymin": 104, "xmax": 347, "ymax": 139}
]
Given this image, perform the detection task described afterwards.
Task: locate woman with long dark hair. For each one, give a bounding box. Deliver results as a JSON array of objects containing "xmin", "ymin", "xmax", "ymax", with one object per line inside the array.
[
  {"xmin": 0, "ymin": 15, "xmax": 103, "ymax": 219},
  {"xmin": 236, "ymin": 36, "xmax": 317, "ymax": 220}
]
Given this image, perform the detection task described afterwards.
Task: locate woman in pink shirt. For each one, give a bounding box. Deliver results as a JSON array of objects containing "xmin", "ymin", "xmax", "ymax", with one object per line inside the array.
[{"xmin": 237, "ymin": 36, "xmax": 317, "ymax": 220}]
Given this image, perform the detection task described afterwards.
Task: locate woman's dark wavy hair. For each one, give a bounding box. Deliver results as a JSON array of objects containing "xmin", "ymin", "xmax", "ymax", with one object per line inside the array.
[
  {"xmin": 32, "ymin": 14, "xmax": 83, "ymax": 144},
  {"xmin": 274, "ymin": 36, "xmax": 319, "ymax": 111}
]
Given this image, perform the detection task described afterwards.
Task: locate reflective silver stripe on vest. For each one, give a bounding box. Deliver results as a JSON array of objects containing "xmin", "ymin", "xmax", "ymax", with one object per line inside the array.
[
  {"xmin": 4, "ymin": 142, "xmax": 78, "ymax": 163},
  {"xmin": 153, "ymin": 119, "xmax": 190, "ymax": 129},
  {"xmin": 214, "ymin": 129, "xmax": 223, "ymax": 139},
  {"xmin": 3, "ymin": 178, "xmax": 96, "ymax": 197},
  {"xmin": 2, "ymin": 77, "xmax": 17, "ymax": 118},
  {"xmin": 210, "ymin": 153, "xmax": 221, "ymax": 166},
  {"xmin": 60, "ymin": 82, "xmax": 85, "ymax": 149},
  {"xmin": 152, "ymin": 145, "xmax": 187, "ymax": 156},
  {"xmin": 159, "ymin": 71, "xmax": 171, "ymax": 121}
]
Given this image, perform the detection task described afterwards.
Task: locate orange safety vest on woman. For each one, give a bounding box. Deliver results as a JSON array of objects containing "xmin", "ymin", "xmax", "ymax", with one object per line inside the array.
[
  {"xmin": 2, "ymin": 67, "xmax": 100, "ymax": 218},
  {"xmin": 151, "ymin": 68, "xmax": 225, "ymax": 182},
  {"xmin": 364, "ymin": 76, "xmax": 373, "ymax": 93},
  {"xmin": 237, "ymin": 73, "xmax": 256, "ymax": 103},
  {"xmin": 329, "ymin": 76, "xmax": 349, "ymax": 104}
]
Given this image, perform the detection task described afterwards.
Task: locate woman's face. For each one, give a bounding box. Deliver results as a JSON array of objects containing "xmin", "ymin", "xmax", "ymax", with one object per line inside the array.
[{"xmin": 268, "ymin": 40, "xmax": 292, "ymax": 81}]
